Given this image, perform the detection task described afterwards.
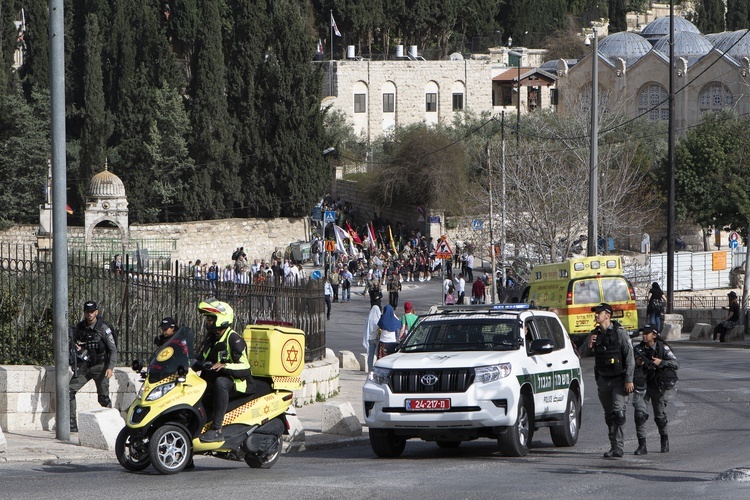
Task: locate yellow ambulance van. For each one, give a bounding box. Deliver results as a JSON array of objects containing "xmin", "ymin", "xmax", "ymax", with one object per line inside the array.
[{"xmin": 521, "ymin": 256, "xmax": 638, "ymax": 347}]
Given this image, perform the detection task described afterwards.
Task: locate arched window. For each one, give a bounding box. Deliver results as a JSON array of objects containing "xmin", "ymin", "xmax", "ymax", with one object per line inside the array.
[
  {"xmin": 699, "ymin": 83, "xmax": 733, "ymax": 113},
  {"xmin": 353, "ymin": 81, "xmax": 368, "ymax": 114},
  {"xmin": 580, "ymin": 83, "xmax": 610, "ymax": 115},
  {"xmin": 638, "ymin": 83, "xmax": 668, "ymax": 120}
]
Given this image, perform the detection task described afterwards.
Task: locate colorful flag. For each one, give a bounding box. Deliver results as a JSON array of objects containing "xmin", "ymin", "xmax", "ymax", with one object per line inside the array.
[
  {"xmin": 388, "ymin": 226, "xmax": 398, "ymax": 254},
  {"xmin": 333, "ymin": 224, "xmax": 351, "ymax": 255},
  {"xmin": 317, "ymin": 39, "xmax": 323, "ymax": 53},
  {"xmin": 66, "ymin": 204, "xmax": 73, "ymax": 215},
  {"xmin": 345, "ymin": 221, "xmax": 363, "ymax": 245},
  {"xmin": 331, "ymin": 13, "xmax": 342, "ymax": 37},
  {"xmin": 367, "ymin": 223, "xmax": 377, "ymax": 250}
]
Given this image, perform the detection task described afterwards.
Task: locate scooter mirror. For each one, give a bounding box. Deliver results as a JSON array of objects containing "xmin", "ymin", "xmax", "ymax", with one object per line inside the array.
[
  {"xmin": 177, "ymin": 365, "xmax": 186, "ymax": 383},
  {"xmin": 131, "ymin": 359, "xmax": 143, "ymax": 372}
]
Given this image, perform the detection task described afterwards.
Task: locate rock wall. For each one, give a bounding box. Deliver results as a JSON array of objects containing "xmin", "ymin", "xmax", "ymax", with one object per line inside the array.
[{"xmin": 0, "ymin": 218, "xmax": 311, "ymax": 266}]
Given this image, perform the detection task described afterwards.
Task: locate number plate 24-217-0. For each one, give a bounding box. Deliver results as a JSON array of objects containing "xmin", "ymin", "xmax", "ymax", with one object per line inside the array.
[{"xmin": 405, "ymin": 399, "xmax": 451, "ymax": 411}]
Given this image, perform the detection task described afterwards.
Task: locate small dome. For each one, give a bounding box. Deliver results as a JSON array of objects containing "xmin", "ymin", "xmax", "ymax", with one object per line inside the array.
[
  {"xmin": 712, "ymin": 29, "xmax": 750, "ymax": 60},
  {"xmin": 653, "ymin": 31, "xmax": 714, "ymax": 65},
  {"xmin": 599, "ymin": 32, "xmax": 653, "ymax": 67},
  {"xmin": 641, "ymin": 16, "xmax": 700, "ymax": 45},
  {"xmin": 87, "ymin": 168, "xmax": 126, "ymax": 198}
]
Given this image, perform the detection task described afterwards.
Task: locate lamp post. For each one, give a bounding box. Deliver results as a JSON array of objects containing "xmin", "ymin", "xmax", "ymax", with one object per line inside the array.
[
  {"xmin": 585, "ymin": 28, "xmax": 599, "ymax": 257},
  {"xmin": 508, "ymin": 49, "xmax": 523, "ymax": 146}
]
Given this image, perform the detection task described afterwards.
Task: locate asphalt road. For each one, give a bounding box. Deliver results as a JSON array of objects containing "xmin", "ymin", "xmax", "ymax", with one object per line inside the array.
[{"xmin": 2, "ymin": 346, "xmax": 750, "ymax": 499}]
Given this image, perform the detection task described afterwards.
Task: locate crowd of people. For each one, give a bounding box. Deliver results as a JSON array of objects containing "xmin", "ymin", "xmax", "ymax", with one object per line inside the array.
[{"xmin": 181, "ymin": 246, "xmax": 306, "ymax": 287}]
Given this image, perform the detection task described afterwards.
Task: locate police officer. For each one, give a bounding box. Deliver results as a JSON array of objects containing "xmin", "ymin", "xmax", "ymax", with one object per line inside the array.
[
  {"xmin": 193, "ymin": 299, "xmax": 270, "ymax": 442},
  {"xmin": 583, "ymin": 303, "xmax": 634, "ymax": 458},
  {"xmin": 69, "ymin": 301, "xmax": 117, "ymax": 432},
  {"xmin": 154, "ymin": 316, "xmax": 177, "ymax": 348},
  {"xmin": 632, "ymin": 324, "xmax": 679, "ymax": 454}
]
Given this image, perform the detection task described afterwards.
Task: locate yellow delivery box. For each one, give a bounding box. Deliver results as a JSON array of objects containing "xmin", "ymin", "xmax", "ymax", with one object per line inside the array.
[{"xmin": 242, "ymin": 324, "xmax": 305, "ymax": 390}]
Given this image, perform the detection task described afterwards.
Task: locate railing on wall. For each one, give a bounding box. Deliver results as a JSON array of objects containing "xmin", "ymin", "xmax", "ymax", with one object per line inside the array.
[{"xmin": 0, "ymin": 244, "xmax": 325, "ymax": 366}]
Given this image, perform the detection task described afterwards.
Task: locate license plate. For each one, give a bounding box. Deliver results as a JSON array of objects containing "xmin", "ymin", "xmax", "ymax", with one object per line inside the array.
[{"xmin": 405, "ymin": 398, "xmax": 451, "ymax": 411}]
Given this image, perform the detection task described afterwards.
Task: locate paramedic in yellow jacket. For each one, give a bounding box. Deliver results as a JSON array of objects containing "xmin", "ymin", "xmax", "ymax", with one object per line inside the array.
[{"xmin": 194, "ymin": 299, "xmax": 263, "ymax": 442}]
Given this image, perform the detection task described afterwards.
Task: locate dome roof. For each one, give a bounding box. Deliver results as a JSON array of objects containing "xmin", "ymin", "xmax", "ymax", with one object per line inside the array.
[
  {"xmin": 87, "ymin": 167, "xmax": 126, "ymax": 198},
  {"xmin": 653, "ymin": 31, "xmax": 714, "ymax": 65},
  {"xmin": 641, "ymin": 16, "xmax": 700, "ymax": 39},
  {"xmin": 598, "ymin": 31, "xmax": 653, "ymax": 67},
  {"xmin": 712, "ymin": 29, "xmax": 750, "ymax": 60}
]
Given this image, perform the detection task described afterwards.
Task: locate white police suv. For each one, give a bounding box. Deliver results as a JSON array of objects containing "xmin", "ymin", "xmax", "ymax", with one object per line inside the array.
[{"xmin": 363, "ymin": 303, "xmax": 584, "ymax": 457}]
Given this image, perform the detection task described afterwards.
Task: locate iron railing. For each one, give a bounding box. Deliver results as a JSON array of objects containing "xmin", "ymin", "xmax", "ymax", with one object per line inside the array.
[{"xmin": 0, "ymin": 244, "xmax": 325, "ymax": 366}]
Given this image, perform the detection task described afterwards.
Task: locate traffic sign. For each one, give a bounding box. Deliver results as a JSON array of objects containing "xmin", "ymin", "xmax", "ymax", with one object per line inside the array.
[
  {"xmin": 729, "ymin": 231, "xmax": 739, "ymax": 249},
  {"xmin": 324, "ymin": 240, "xmax": 336, "ymax": 252},
  {"xmin": 434, "ymin": 237, "xmax": 453, "ymax": 259},
  {"xmin": 324, "ymin": 211, "xmax": 336, "ymax": 224},
  {"xmin": 472, "ymin": 219, "xmax": 483, "ymax": 231}
]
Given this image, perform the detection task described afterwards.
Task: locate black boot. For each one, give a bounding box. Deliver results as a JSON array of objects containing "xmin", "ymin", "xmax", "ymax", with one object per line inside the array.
[
  {"xmin": 634, "ymin": 438, "xmax": 648, "ymax": 455},
  {"xmin": 603, "ymin": 446, "xmax": 624, "ymax": 458},
  {"xmin": 660, "ymin": 435, "xmax": 669, "ymax": 453}
]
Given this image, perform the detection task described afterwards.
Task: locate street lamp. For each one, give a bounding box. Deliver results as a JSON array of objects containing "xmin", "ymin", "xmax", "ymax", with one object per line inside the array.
[
  {"xmin": 507, "ymin": 49, "xmax": 523, "ymax": 146},
  {"xmin": 585, "ymin": 28, "xmax": 599, "ymax": 257}
]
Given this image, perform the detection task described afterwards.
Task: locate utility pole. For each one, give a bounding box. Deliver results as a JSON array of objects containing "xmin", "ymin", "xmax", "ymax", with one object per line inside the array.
[
  {"xmin": 487, "ymin": 143, "xmax": 496, "ymax": 304},
  {"xmin": 586, "ymin": 28, "xmax": 599, "ymax": 257},
  {"xmin": 501, "ymin": 112, "xmax": 507, "ymax": 297}
]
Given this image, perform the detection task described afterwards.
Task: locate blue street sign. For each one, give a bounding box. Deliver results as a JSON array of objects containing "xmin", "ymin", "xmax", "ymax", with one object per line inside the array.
[
  {"xmin": 730, "ymin": 239, "xmax": 739, "ymax": 249},
  {"xmin": 324, "ymin": 211, "xmax": 336, "ymax": 224},
  {"xmin": 472, "ymin": 219, "xmax": 483, "ymax": 230}
]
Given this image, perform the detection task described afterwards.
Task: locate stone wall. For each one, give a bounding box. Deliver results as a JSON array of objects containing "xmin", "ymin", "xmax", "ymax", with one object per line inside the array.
[{"xmin": 0, "ymin": 217, "xmax": 311, "ymax": 265}]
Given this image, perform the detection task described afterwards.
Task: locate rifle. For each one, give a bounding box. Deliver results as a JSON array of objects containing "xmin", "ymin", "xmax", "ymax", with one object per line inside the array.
[{"xmin": 69, "ymin": 327, "xmax": 78, "ymax": 379}]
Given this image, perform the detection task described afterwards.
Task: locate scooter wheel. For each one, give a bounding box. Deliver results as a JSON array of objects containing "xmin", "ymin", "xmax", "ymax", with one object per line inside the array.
[
  {"xmin": 115, "ymin": 428, "xmax": 151, "ymax": 472},
  {"xmin": 244, "ymin": 436, "xmax": 282, "ymax": 469},
  {"xmin": 149, "ymin": 424, "xmax": 192, "ymax": 475}
]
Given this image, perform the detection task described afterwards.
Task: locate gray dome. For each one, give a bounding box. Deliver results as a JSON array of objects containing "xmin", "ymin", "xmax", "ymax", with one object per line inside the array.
[
  {"xmin": 87, "ymin": 168, "xmax": 126, "ymax": 198},
  {"xmin": 598, "ymin": 31, "xmax": 653, "ymax": 67},
  {"xmin": 653, "ymin": 31, "xmax": 713, "ymax": 65},
  {"xmin": 712, "ymin": 29, "xmax": 750, "ymax": 60},
  {"xmin": 641, "ymin": 16, "xmax": 700, "ymax": 38}
]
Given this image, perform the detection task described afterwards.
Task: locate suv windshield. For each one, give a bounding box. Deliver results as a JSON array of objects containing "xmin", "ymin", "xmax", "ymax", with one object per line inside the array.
[
  {"xmin": 401, "ymin": 318, "xmax": 520, "ymax": 352},
  {"xmin": 148, "ymin": 331, "xmax": 191, "ymax": 383}
]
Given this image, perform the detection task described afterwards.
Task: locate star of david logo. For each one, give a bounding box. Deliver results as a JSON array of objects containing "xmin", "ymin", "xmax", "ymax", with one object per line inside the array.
[
  {"xmin": 286, "ymin": 345, "xmax": 299, "ymax": 365},
  {"xmin": 263, "ymin": 405, "xmax": 270, "ymax": 414}
]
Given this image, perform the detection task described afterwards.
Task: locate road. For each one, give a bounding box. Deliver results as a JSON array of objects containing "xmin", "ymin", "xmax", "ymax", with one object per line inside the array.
[{"xmin": 2, "ymin": 345, "xmax": 750, "ymax": 499}]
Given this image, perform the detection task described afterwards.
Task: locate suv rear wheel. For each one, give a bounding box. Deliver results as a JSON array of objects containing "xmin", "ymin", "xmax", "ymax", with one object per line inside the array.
[
  {"xmin": 370, "ymin": 429, "xmax": 406, "ymax": 458},
  {"xmin": 550, "ymin": 389, "xmax": 580, "ymax": 447},
  {"xmin": 498, "ymin": 393, "xmax": 532, "ymax": 457}
]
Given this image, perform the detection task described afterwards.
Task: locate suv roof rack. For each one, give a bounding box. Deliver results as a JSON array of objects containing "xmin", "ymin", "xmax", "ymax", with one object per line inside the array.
[{"xmin": 426, "ymin": 303, "xmax": 537, "ymax": 315}]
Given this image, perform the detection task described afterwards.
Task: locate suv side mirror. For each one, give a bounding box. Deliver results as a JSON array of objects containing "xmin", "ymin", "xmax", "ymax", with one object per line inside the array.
[{"xmin": 530, "ymin": 338, "xmax": 555, "ymax": 355}]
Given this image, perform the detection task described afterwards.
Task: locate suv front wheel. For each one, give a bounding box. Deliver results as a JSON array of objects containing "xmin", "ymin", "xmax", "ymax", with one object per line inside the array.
[
  {"xmin": 370, "ymin": 429, "xmax": 406, "ymax": 458},
  {"xmin": 550, "ymin": 389, "xmax": 580, "ymax": 447},
  {"xmin": 498, "ymin": 393, "xmax": 533, "ymax": 457}
]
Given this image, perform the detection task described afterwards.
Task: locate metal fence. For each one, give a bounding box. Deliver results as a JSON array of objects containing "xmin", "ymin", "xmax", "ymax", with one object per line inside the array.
[{"xmin": 0, "ymin": 244, "xmax": 326, "ymax": 366}]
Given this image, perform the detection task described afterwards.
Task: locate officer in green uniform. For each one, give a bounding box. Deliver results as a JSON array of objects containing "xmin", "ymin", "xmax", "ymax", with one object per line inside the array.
[
  {"xmin": 194, "ymin": 299, "xmax": 268, "ymax": 442},
  {"xmin": 632, "ymin": 324, "xmax": 679, "ymax": 454},
  {"xmin": 69, "ymin": 301, "xmax": 118, "ymax": 432},
  {"xmin": 583, "ymin": 303, "xmax": 634, "ymax": 458}
]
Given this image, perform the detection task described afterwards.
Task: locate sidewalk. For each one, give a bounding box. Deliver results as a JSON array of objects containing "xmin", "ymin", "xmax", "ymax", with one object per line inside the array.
[
  {"xmin": 3, "ymin": 333, "xmax": 749, "ymax": 464},
  {"xmin": 0, "ymin": 368, "xmax": 369, "ymax": 464}
]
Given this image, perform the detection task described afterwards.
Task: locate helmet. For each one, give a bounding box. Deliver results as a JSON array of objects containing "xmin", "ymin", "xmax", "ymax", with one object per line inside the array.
[{"xmin": 197, "ymin": 299, "xmax": 234, "ymax": 329}]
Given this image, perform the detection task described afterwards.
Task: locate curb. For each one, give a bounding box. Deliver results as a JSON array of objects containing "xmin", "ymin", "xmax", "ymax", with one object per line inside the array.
[{"xmin": 298, "ymin": 434, "xmax": 370, "ymax": 452}]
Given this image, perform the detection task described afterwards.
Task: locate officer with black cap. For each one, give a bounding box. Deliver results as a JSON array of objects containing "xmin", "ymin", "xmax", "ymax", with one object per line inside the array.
[
  {"xmin": 154, "ymin": 316, "xmax": 177, "ymax": 348},
  {"xmin": 582, "ymin": 302, "xmax": 634, "ymax": 458},
  {"xmin": 632, "ymin": 324, "xmax": 679, "ymax": 454},
  {"xmin": 69, "ymin": 300, "xmax": 117, "ymax": 432}
]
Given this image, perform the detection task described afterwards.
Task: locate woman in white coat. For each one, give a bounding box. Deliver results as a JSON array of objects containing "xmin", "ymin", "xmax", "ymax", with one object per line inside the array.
[{"xmin": 363, "ymin": 305, "xmax": 381, "ymax": 371}]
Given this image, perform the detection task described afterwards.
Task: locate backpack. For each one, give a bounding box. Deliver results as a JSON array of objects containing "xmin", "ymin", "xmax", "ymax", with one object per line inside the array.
[{"xmin": 231, "ymin": 249, "xmax": 240, "ymax": 261}]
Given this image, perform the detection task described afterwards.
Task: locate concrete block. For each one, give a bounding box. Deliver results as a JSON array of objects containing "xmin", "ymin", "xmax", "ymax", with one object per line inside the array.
[
  {"xmin": 337, "ymin": 351, "xmax": 360, "ymax": 370},
  {"xmin": 23, "ymin": 366, "xmax": 46, "ymax": 392},
  {"xmin": 321, "ymin": 402, "xmax": 362, "ymax": 436},
  {"xmin": 0, "ymin": 422, "xmax": 6, "ymax": 452},
  {"xmin": 359, "ymin": 353, "xmax": 369, "ymax": 372},
  {"xmin": 0, "ymin": 366, "xmax": 27, "ymax": 392},
  {"xmin": 282, "ymin": 410, "xmax": 305, "ymax": 453},
  {"xmin": 77, "ymin": 408, "xmax": 125, "ymax": 451},
  {"xmin": 689, "ymin": 323, "xmax": 712, "ymax": 340},
  {"xmin": 726, "ymin": 325, "xmax": 745, "ymax": 341},
  {"xmin": 325, "ymin": 348, "xmax": 336, "ymax": 360},
  {"xmin": 663, "ymin": 313, "xmax": 683, "ymax": 341}
]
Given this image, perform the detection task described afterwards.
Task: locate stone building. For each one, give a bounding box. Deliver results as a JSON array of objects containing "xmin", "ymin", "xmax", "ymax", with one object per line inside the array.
[
  {"xmin": 318, "ymin": 47, "xmax": 557, "ymax": 141},
  {"xmin": 555, "ymin": 17, "xmax": 750, "ymax": 131}
]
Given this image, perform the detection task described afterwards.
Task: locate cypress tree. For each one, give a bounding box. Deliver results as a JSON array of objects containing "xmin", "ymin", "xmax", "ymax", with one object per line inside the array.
[
  {"xmin": 77, "ymin": 12, "xmax": 110, "ymax": 209},
  {"xmin": 696, "ymin": 0, "xmax": 726, "ymax": 34},
  {"xmin": 21, "ymin": 0, "xmax": 49, "ymax": 95},
  {"xmin": 255, "ymin": 0, "xmax": 328, "ymax": 217},
  {"xmin": 726, "ymin": 0, "xmax": 749, "ymax": 31},
  {"xmin": 185, "ymin": 0, "xmax": 239, "ymax": 220}
]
